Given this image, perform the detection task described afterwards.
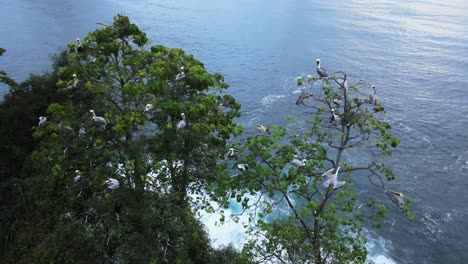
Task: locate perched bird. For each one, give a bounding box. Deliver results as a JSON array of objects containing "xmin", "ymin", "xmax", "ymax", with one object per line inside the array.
[
  {"xmin": 316, "ymin": 59, "xmax": 328, "ymax": 78},
  {"xmin": 331, "ymin": 109, "xmax": 341, "ymax": 123},
  {"xmin": 322, "ymin": 167, "xmax": 340, "ymax": 180},
  {"xmin": 386, "ymin": 190, "xmax": 405, "ymax": 209},
  {"xmin": 74, "ymin": 170, "xmax": 81, "ymax": 182},
  {"xmin": 38, "ymin": 116, "xmax": 47, "ymax": 127},
  {"xmin": 89, "ymin": 110, "xmax": 107, "ymax": 128},
  {"xmin": 256, "ymin": 124, "xmax": 267, "ymax": 134},
  {"xmin": 172, "ymin": 160, "xmax": 184, "ymax": 170},
  {"xmin": 333, "ymin": 98, "xmax": 344, "ymax": 106},
  {"xmin": 59, "ymin": 120, "xmax": 74, "ymax": 137},
  {"xmin": 343, "ymin": 79, "xmax": 349, "ymax": 90},
  {"xmin": 218, "ymin": 103, "xmax": 225, "ymax": 114},
  {"xmin": 67, "ymin": 74, "xmax": 79, "ymax": 89},
  {"xmin": 237, "ymin": 164, "xmax": 249, "ymax": 172},
  {"xmin": 322, "ymin": 166, "xmax": 345, "ymax": 189},
  {"xmin": 76, "ymin": 38, "xmax": 84, "ymax": 53},
  {"xmin": 175, "ymin": 67, "xmax": 185, "ymax": 81},
  {"xmin": 369, "ymin": 85, "xmax": 378, "ymax": 106},
  {"xmin": 225, "ymin": 148, "xmax": 237, "ymax": 160},
  {"xmin": 105, "ymin": 178, "xmax": 120, "ymax": 190},
  {"xmin": 176, "ymin": 113, "xmax": 186, "ymax": 132},
  {"xmin": 144, "ymin": 103, "xmax": 153, "ymax": 113},
  {"xmin": 296, "ymin": 92, "xmax": 310, "ymax": 105},
  {"xmin": 291, "ymin": 156, "xmax": 306, "ymax": 167}
]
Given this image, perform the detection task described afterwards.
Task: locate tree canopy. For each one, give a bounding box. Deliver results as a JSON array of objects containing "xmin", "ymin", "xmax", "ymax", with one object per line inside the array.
[{"xmin": 0, "ymin": 14, "xmax": 411, "ymax": 264}]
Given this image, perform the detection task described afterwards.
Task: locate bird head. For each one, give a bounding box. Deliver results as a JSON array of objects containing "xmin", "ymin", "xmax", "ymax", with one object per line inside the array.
[
  {"xmin": 75, "ymin": 169, "xmax": 80, "ymax": 174},
  {"xmin": 371, "ymin": 85, "xmax": 376, "ymax": 90},
  {"xmin": 145, "ymin": 103, "xmax": 153, "ymax": 112},
  {"xmin": 72, "ymin": 73, "xmax": 77, "ymax": 78},
  {"xmin": 76, "ymin": 38, "xmax": 81, "ymax": 43},
  {"xmin": 181, "ymin": 113, "xmax": 185, "ymax": 118},
  {"xmin": 316, "ymin": 59, "xmax": 321, "ymax": 65},
  {"xmin": 39, "ymin": 116, "xmax": 46, "ymax": 121},
  {"xmin": 180, "ymin": 66, "xmax": 184, "ymax": 71},
  {"xmin": 331, "ymin": 108, "xmax": 336, "ymax": 113},
  {"xmin": 89, "ymin": 110, "xmax": 95, "ymax": 114}
]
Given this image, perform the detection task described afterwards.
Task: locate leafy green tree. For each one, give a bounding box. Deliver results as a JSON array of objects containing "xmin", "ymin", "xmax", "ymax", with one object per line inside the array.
[
  {"xmin": 212, "ymin": 72, "xmax": 411, "ymax": 263},
  {"xmin": 0, "ymin": 50, "xmax": 72, "ymax": 259},
  {"xmin": 0, "ymin": 48, "xmax": 18, "ymax": 88},
  {"xmin": 2, "ymin": 15, "xmax": 249, "ymax": 263}
]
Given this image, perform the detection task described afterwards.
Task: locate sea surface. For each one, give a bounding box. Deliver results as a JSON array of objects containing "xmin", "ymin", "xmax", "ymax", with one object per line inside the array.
[{"xmin": 1, "ymin": 0, "xmax": 468, "ymax": 263}]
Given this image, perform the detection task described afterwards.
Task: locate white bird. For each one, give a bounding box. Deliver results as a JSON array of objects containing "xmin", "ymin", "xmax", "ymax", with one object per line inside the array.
[
  {"xmin": 67, "ymin": 74, "xmax": 79, "ymax": 89},
  {"xmin": 323, "ymin": 167, "xmax": 345, "ymax": 189},
  {"xmin": 342, "ymin": 79, "xmax": 349, "ymax": 90},
  {"xmin": 176, "ymin": 113, "xmax": 186, "ymax": 132},
  {"xmin": 105, "ymin": 178, "xmax": 120, "ymax": 190},
  {"xmin": 175, "ymin": 67, "xmax": 185, "ymax": 81},
  {"xmin": 218, "ymin": 103, "xmax": 225, "ymax": 114},
  {"xmin": 144, "ymin": 103, "xmax": 153, "ymax": 113},
  {"xmin": 322, "ymin": 167, "xmax": 340, "ymax": 180},
  {"xmin": 331, "ymin": 108, "xmax": 341, "ymax": 123},
  {"xmin": 89, "ymin": 110, "xmax": 107, "ymax": 128},
  {"xmin": 76, "ymin": 38, "xmax": 83, "ymax": 53},
  {"xmin": 333, "ymin": 98, "xmax": 344, "ymax": 106},
  {"xmin": 172, "ymin": 160, "xmax": 184, "ymax": 170},
  {"xmin": 386, "ymin": 190, "xmax": 405, "ymax": 209},
  {"xmin": 38, "ymin": 116, "xmax": 47, "ymax": 127},
  {"xmin": 316, "ymin": 59, "xmax": 328, "ymax": 78},
  {"xmin": 225, "ymin": 148, "xmax": 237, "ymax": 160},
  {"xmin": 369, "ymin": 85, "xmax": 378, "ymax": 106},
  {"xmin": 237, "ymin": 164, "xmax": 249, "ymax": 172},
  {"xmin": 74, "ymin": 170, "xmax": 81, "ymax": 182},
  {"xmin": 256, "ymin": 124, "xmax": 267, "ymax": 134},
  {"xmin": 59, "ymin": 120, "xmax": 74, "ymax": 137},
  {"xmin": 291, "ymin": 156, "xmax": 306, "ymax": 167}
]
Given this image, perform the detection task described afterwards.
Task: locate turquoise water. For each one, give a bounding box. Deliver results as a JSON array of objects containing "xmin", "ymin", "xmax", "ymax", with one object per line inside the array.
[{"xmin": 1, "ymin": 0, "xmax": 468, "ymax": 262}]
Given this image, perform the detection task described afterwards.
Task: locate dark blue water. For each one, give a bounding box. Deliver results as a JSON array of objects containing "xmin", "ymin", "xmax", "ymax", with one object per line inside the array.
[{"xmin": 1, "ymin": 0, "xmax": 468, "ymax": 263}]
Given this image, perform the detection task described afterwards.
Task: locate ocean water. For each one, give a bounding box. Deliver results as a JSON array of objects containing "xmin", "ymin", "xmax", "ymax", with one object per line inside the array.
[{"xmin": 1, "ymin": 0, "xmax": 468, "ymax": 262}]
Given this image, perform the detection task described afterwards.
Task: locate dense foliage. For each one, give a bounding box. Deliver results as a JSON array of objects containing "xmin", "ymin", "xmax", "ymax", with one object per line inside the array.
[
  {"xmin": 0, "ymin": 15, "xmax": 250, "ymax": 264},
  {"xmin": 210, "ymin": 73, "xmax": 411, "ymax": 263},
  {"xmin": 0, "ymin": 15, "xmax": 410, "ymax": 264}
]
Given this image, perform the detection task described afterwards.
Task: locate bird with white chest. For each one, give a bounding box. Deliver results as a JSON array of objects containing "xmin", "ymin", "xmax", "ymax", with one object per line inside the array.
[
  {"xmin": 74, "ymin": 170, "xmax": 82, "ymax": 182},
  {"xmin": 144, "ymin": 103, "xmax": 153, "ymax": 113},
  {"xmin": 237, "ymin": 164, "xmax": 249, "ymax": 172},
  {"xmin": 76, "ymin": 38, "xmax": 84, "ymax": 53},
  {"xmin": 225, "ymin": 148, "xmax": 237, "ymax": 160},
  {"xmin": 105, "ymin": 178, "xmax": 120, "ymax": 190},
  {"xmin": 38, "ymin": 116, "xmax": 47, "ymax": 127},
  {"xmin": 255, "ymin": 124, "xmax": 267, "ymax": 134},
  {"xmin": 331, "ymin": 108, "xmax": 341, "ymax": 123},
  {"xmin": 369, "ymin": 85, "xmax": 378, "ymax": 106},
  {"xmin": 176, "ymin": 113, "xmax": 186, "ymax": 132},
  {"xmin": 175, "ymin": 67, "xmax": 185, "ymax": 81},
  {"xmin": 316, "ymin": 58, "xmax": 328, "ymax": 78},
  {"xmin": 89, "ymin": 110, "xmax": 107, "ymax": 128},
  {"xmin": 291, "ymin": 155, "xmax": 307, "ymax": 167},
  {"xmin": 67, "ymin": 74, "xmax": 79, "ymax": 90},
  {"xmin": 322, "ymin": 166, "xmax": 345, "ymax": 189}
]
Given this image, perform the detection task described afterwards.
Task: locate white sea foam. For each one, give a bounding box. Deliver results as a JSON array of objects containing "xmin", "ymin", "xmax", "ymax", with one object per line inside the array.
[
  {"xmin": 198, "ymin": 191, "xmax": 396, "ymax": 264},
  {"xmin": 260, "ymin": 94, "xmax": 286, "ymax": 107},
  {"xmin": 421, "ymin": 210, "xmax": 444, "ymax": 241},
  {"xmin": 368, "ymin": 254, "xmax": 397, "ymax": 264}
]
